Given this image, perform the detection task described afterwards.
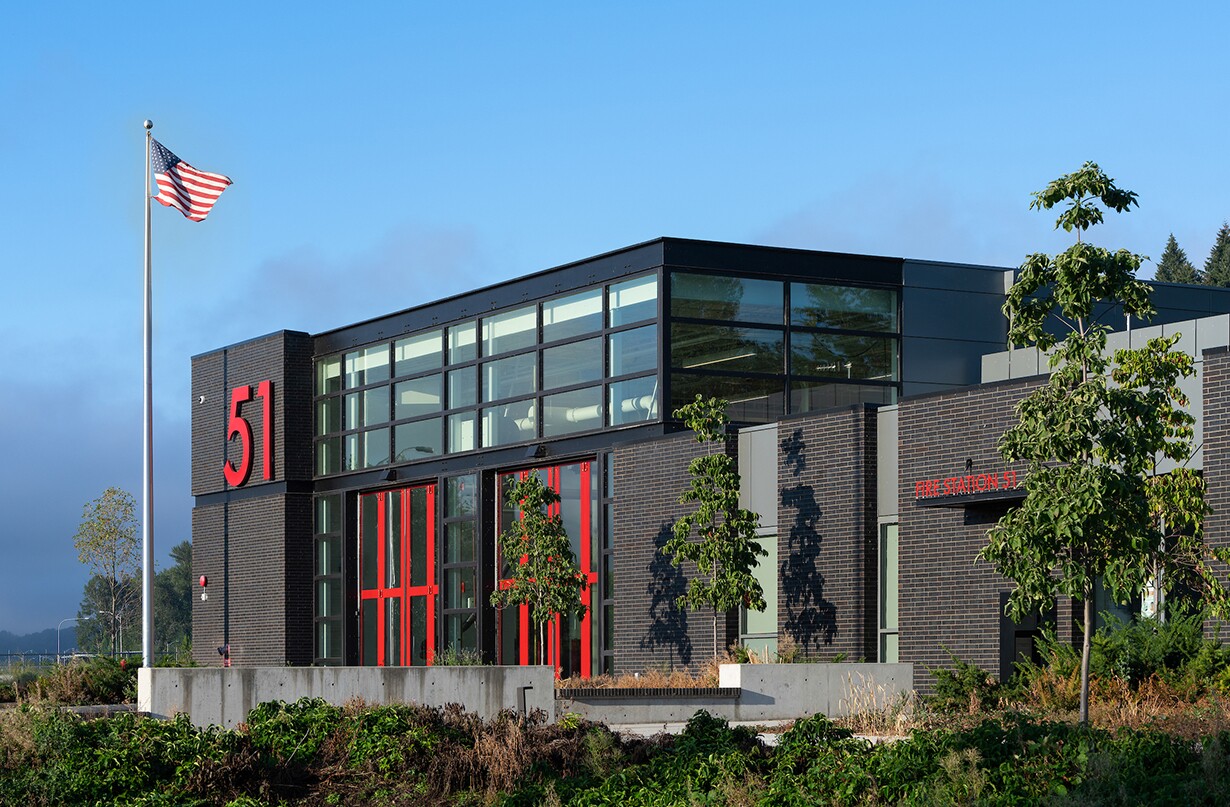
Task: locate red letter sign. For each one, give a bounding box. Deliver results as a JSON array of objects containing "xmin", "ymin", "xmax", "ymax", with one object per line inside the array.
[{"xmin": 223, "ymin": 380, "xmax": 274, "ymax": 487}]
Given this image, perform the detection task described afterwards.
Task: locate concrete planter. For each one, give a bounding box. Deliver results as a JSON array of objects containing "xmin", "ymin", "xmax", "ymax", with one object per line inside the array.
[{"xmin": 138, "ymin": 665, "xmax": 554, "ymax": 729}]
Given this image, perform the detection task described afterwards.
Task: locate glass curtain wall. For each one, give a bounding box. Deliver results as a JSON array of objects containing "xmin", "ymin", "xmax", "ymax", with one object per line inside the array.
[
  {"xmin": 312, "ymin": 274, "xmax": 660, "ymax": 476},
  {"xmin": 668, "ymin": 273, "xmax": 900, "ymax": 422}
]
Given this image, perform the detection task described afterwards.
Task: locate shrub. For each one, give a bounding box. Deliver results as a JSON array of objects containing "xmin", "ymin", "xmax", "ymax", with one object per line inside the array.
[{"xmin": 929, "ymin": 652, "xmax": 1005, "ymax": 713}]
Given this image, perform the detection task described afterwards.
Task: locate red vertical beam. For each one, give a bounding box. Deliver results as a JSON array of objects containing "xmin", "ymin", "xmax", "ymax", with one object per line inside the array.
[
  {"xmin": 426, "ymin": 485, "xmax": 437, "ymax": 665},
  {"xmin": 376, "ymin": 492, "xmax": 387, "ymax": 666},
  {"xmin": 579, "ymin": 461, "xmax": 592, "ymax": 678}
]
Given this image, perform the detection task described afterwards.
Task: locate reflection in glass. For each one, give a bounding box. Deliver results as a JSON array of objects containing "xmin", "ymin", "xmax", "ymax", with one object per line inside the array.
[
  {"xmin": 543, "ymin": 387, "xmax": 602, "ymax": 437},
  {"xmin": 446, "ymin": 613, "xmax": 478, "ymax": 651},
  {"xmin": 609, "ymin": 274, "xmax": 657, "ymax": 327},
  {"xmin": 447, "ymin": 521, "xmax": 476, "ymax": 562},
  {"xmin": 363, "ymin": 387, "xmax": 389, "ymax": 426},
  {"xmin": 316, "ymin": 437, "xmax": 341, "ymax": 475},
  {"xmin": 543, "ymin": 288, "xmax": 602, "ymax": 342},
  {"xmin": 449, "ymin": 321, "xmax": 477, "ymax": 363},
  {"xmin": 344, "ymin": 393, "xmax": 361, "ymax": 430},
  {"xmin": 316, "ymin": 357, "xmax": 341, "ymax": 395},
  {"xmin": 394, "ymin": 330, "xmax": 443, "ymax": 376},
  {"xmin": 316, "ymin": 397, "xmax": 340, "ymax": 436},
  {"xmin": 410, "ymin": 597, "xmax": 427, "ymax": 665},
  {"xmin": 343, "ymin": 434, "xmax": 359, "ymax": 472},
  {"xmin": 670, "ymin": 373, "xmax": 784, "ymax": 423},
  {"xmin": 395, "ymin": 375, "xmax": 442, "ymax": 419},
  {"xmin": 360, "ymin": 494, "xmax": 379, "ymax": 588},
  {"xmin": 543, "ymin": 338, "xmax": 601, "ymax": 390},
  {"xmin": 394, "ymin": 419, "xmax": 441, "ymax": 460},
  {"xmin": 315, "ymin": 495, "xmax": 342, "ymax": 535},
  {"xmin": 482, "ymin": 305, "xmax": 536, "ymax": 356},
  {"xmin": 609, "ymin": 325, "xmax": 657, "ymax": 377},
  {"xmin": 410, "ymin": 487, "xmax": 427, "ymax": 587},
  {"xmin": 446, "ymin": 475, "xmax": 476, "ymax": 518},
  {"xmin": 791, "ymin": 332, "xmax": 897, "ymax": 380},
  {"xmin": 483, "ymin": 352, "xmax": 537, "ymax": 402},
  {"xmin": 363, "ymin": 428, "xmax": 390, "ymax": 467},
  {"xmin": 315, "ymin": 535, "xmax": 342, "ymax": 576},
  {"xmin": 447, "ymin": 567, "xmax": 476, "ymax": 609},
  {"xmin": 448, "ymin": 411, "xmax": 477, "ymax": 453},
  {"xmin": 448, "ymin": 367, "xmax": 476, "ymax": 409},
  {"xmin": 671, "ymin": 323, "xmax": 783, "ymax": 374},
  {"xmin": 790, "ymin": 380, "xmax": 895, "ymax": 413},
  {"xmin": 361, "ymin": 600, "xmax": 377, "ymax": 666},
  {"xmin": 607, "ymin": 376, "xmax": 658, "ymax": 426},
  {"xmin": 345, "ymin": 345, "xmax": 389, "ymax": 387},
  {"xmin": 316, "ymin": 620, "xmax": 342, "ymax": 660},
  {"xmin": 791, "ymin": 283, "xmax": 897, "ymax": 332},
  {"xmin": 671, "ymin": 273, "xmax": 782, "ymax": 324},
  {"xmin": 482, "ymin": 399, "xmax": 535, "ymax": 446},
  {"xmin": 387, "ymin": 492, "xmax": 402, "ymax": 587}
]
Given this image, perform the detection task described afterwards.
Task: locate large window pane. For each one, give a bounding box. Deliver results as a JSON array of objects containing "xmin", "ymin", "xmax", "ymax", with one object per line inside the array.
[
  {"xmin": 316, "ymin": 357, "xmax": 341, "ymax": 395},
  {"xmin": 792, "ymin": 283, "xmax": 898, "ymax": 332},
  {"xmin": 670, "ymin": 373, "xmax": 784, "ymax": 423},
  {"xmin": 394, "ymin": 331, "xmax": 443, "ymax": 376},
  {"xmin": 446, "ymin": 521, "xmax": 476, "ymax": 562},
  {"xmin": 543, "ymin": 338, "xmax": 601, "ymax": 390},
  {"xmin": 344, "ymin": 345, "xmax": 389, "ymax": 387},
  {"xmin": 446, "ymin": 475, "xmax": 476, "ymax": 518},
  {"xmin": 482, "ymin": 399, "xmax": 535, "ymax": 446},
  {"xmin": 790, "ymin": 380, "xmax": 895, "ymax": 413},
  {"xmin": 363, "ymin": 387, "xmax": 389, "ymax": 426},
  {"xmin": 446, "ymin": 567, "xmax": 477, "ymax": 609},
  {"xmin": 609, "ymin": 325, "xmax": 657, "ymax": 377},
  {"xmin": 482, "ymin": 305, "xmax": 536, "ymax": 356},
  {"xmin": 395, "ymin": 375, "xmax": 442, "ymax": 419},
  {"xmin": 671, "ymin": 323, "xmax": 783, "ymax": 374},
  {"xmin": 543, "ymin": 288, "xmax": 602, "ymax": 342},
  {"xmin": 363, "ymin": 428, "xmax": 390, "ymax": 467},
  {"xmin": 314, "ymin": 494, "xmax": 342, "ymax": 535},
  {"xmin": 394, "ymin": 418, "xmax": 442, "ymax": 460},
  {"xmin": 448, "ymin": 411, "xmax": 477, "ymax": 453},
  {"xmin": 448, "ymin": 367, "xmax": 476, "ymax": 409},
  {"xmin": 609, "ymin": 274, "xmax": 657, "ymax": 327},
  {"xmin": 608, "ymin": 376, "xmax": 659, "ymax": 425},
  {"xmin": 483, "ymin": 352, "xmax": 537, "ymax": 402},
  {"xmin": 671, "ymin": 273, "xmax": 783, "ymax": 324},
  {"xmin": 316, "ymin": 437, "xmax": 341, "ymax": 475},
  {"xmin": 343, "ymin": 433, "xmax": 359, "ymax": 472},
  {"xmin": 316, "ymin": 397, "xmax": 340, "ymax": 436},
  {"xmin": 543, "ymin": 386, "xmax": 603, "ymax": 437},
  {"xmin": 316, "ymin": 535, "xmax": 342, "ymax": 576},
  {"xmin": 449, "ymin": 321, "xmax": 477, "ymax": 363},
  {"xmin": 447, "ymin": 613, "xmax": 478, "ymax": 651},
  {"xmin": 345, "ymin": 393, "xmax": 361, "ymax": 430},
  {"xmin": 791, "ymin": 333, "xmax": 897, "ymax": 380}
]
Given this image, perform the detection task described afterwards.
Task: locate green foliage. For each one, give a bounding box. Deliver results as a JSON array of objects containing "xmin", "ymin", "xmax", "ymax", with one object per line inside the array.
[
  {"xmin": 663, "ymin": 395, "xmax": 767, "ymax": 657},
  {"xmin": 928, "ymin": 653, "xmax": 1006, "ymax": 713},
  {"xmin": 154, "ymin": 540, "xmax": 194, "ymax": 651},
  {"xmin": 1204, "ymin": 222, "xmax": 1230, "ymax": 288},
  {"xmin": 73, "ymin": 486, "xmax": 141, "ymax": 657},
  {"xmin": 1154, "ymin": 233, "xmax": 1200, "ymax": 284},
  {"xmin": 983, "ymin": 162, "xmax": 1217, "ymax": 724},
  {"xmin": 490, "ymin": 471, "xmax": 588, "ymax": 663},
  {"xmin": 434, "ymin": 644, "xmax": 485, "ymax": 665}
]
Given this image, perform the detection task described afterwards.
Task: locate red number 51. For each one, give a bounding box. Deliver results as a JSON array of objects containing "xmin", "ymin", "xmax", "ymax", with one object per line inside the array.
[{"xmin": 224, "ymin": 380, "xmax": 273, "ymax": 487}]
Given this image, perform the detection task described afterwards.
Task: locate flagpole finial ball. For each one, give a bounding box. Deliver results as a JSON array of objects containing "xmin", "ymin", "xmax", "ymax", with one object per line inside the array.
[{"xmin": 143, "ymin": 120, "xmax": 153, "ymax": 130}]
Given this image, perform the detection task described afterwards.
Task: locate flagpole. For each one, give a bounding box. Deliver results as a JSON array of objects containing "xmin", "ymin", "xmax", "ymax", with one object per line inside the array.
[{"xmin": 142, "ymin": 120, "xmax": 155, "ymax": 665}]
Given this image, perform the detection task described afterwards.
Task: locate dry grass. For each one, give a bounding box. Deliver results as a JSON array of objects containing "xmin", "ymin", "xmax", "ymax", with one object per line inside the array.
[
  {"xmin": 835, "ymin": 673, "xmax": 919, "ymax": 736},
  {"xmin": 559, "ymin": 656, "xmax": 723, "ymax": 689}
]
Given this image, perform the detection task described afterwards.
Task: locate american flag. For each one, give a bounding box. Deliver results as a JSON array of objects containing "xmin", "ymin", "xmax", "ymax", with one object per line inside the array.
[{"xmin": 151, "ymin": 139, "xmax": 232, "ymax": 222}]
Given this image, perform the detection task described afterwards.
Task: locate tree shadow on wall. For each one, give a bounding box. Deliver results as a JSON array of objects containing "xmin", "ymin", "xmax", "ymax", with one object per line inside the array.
[
  {"xmin": 780, "ymin": 428, "xmax": 837, "ymax": 653},
  {"xmin": 641, "ymin": 524, "xmax": 692, "ymax": 668}
]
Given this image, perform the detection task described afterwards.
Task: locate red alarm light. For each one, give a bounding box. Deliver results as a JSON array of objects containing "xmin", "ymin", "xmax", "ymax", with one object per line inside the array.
[{"xmin": 199, "ymin": 575, "xmax": 208, "ymax": 587}]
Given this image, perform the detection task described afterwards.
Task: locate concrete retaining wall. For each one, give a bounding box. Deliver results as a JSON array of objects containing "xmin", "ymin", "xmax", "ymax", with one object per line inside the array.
[
  {"xmin": 557, "ymin": 662, "xmax": 913, "ymax": 725},
  {"xmin": 138, "ymin": 666, "xmax": 555, "ymax": 729}
]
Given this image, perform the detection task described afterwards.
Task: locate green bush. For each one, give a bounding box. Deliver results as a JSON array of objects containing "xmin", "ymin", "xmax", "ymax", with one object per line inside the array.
[{"xmin": 928, "ymin": 652, "xmax": 1006, "ymax": 712}]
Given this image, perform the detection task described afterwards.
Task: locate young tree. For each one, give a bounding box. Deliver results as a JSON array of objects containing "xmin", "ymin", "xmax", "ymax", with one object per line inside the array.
[
  {"xmin": 1204, "ymin": 222, "xmax": 1230, "ymax": 287},
  {"xmin": 1154, "ymin": 233, "xmax": 1200, "ymax": 284},
  {"xmin": 663, "ymin": 395, "xmax": 767, "ymax": 661},
  {"xmin": 980, "ymin": 162, "xmax": 1221, "ymax": 725},
  {"xmin": 489, "ymin": 472, "xmax": 587, "ymax": 669},
  {"xmin": 73, "ymin": 487, "xmax": 140, "ymax": 658}
]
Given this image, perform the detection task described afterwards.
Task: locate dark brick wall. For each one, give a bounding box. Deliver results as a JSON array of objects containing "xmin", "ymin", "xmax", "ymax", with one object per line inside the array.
[
  {"xmin": 896, "ymin": 377, "xmax": 1085, "ymax": 692},
  {"xmin": 611, "ymin": 432, "xmax": 738, "ymax": 672},
  {"xmin": 1203, "ymin": 349, "xmax": 1230, "ymax": 636},
  {"xmin": 776, "ymin": 406, "xmax": 878, "ymax": 661},
  {"xmin": 191, "ymin": 331, "xmax": 314, "ymax": 666},
  {"xmin": 191, "ymin": 331, "xmax": 313, "ymax": 496}
]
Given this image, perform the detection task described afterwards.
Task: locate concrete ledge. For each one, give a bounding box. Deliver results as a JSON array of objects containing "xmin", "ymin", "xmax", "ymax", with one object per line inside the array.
[
  {"xmin": 719, "ymin": 662, "xmax": 914, "ymax": 721},
  {"xmin": 138, "ymin": 666, "xmax": 554, "ymax": 729}
]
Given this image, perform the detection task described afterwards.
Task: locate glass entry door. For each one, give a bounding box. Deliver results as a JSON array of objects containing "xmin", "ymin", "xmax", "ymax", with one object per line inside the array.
[
  {"xmin": 497, "ymin": 461, "xmax": 598, "ymax": 678},
  {"xmin": 359, "ymin": 484, "xmax": 437, "ymax": 666}
]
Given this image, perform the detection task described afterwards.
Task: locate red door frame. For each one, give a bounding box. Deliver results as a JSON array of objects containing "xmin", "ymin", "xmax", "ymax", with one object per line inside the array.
[
  {"xmin": 358, "ymin": 484, "xmax": 437, "ymax": 666},
  {"xmin": 499, "ymin": 461, "xmax": 596, "ymax": 677}
]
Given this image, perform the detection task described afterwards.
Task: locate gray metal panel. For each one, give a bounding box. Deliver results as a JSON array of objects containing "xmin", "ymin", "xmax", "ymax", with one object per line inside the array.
[
  {"xmin": 738, "ymin": 422, "xmax": 778, "ymax": 530},
  {"xmin": 902, "ymin": 286, "xmax": 1008, "ymax": 342},
  {"xmin": 902, "ymin": 260, "xmax": 1013, "ymax": 295},
  {"xmin": 1196, "ymin": 315, "xmax": 1230, "ymax": 355},
  {"xmin": 901, "ymin": 335, "xmax": 1003, "ymax": 388},
  {"xmin": 982, "ymin": 352, "xmax": 1010, "ymax": 383},
  {"xmin": 877, "ymin": 405, "xmax": 899, "ymax": 520},
  {"xmin": 1161, "ymin": 320, "xmax": 1197, "ymax": 357}
]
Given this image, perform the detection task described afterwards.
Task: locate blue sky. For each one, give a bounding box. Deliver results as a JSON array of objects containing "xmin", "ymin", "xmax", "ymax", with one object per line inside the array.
[{"xmin": 2, "ymin": 2, "xmax": 1228, "ymax": 635}]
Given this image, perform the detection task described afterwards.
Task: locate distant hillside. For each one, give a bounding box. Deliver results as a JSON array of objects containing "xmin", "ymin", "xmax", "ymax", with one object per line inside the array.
[{"xmin": 0, "ymin": 627, "xmax": 72, "ymax": 654}]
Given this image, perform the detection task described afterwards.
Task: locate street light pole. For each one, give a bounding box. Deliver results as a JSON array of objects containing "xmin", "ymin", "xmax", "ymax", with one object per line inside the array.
[{"xmin": 56, "ymin": 615, "xmax": 94, "ymax": 663}]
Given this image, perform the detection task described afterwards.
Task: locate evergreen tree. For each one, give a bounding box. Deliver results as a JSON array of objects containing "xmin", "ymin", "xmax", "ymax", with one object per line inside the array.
[
  {"xmin": 1154, "ymin": 233, "xmax": 1199, "ymax": 284},
  {"xmin": 1204, "ymin": 222, "xmax": 1230, "ymax": 287}
]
